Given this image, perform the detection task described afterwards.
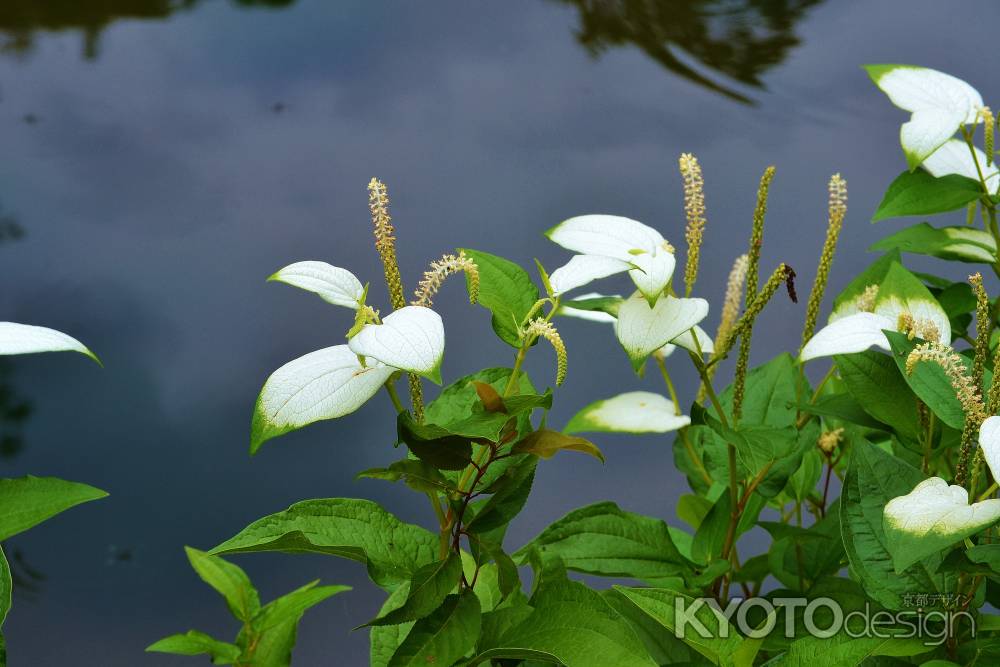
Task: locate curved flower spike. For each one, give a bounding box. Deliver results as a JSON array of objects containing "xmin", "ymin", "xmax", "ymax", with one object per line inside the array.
[
  {"xmin": 884, "ymin": 477, "xmax": 1000, "ymax": 572},
  {"xmin": 546, "ymin": 215, "xmax": 676, "ymax": 305},
  {"xmin": 865, "ymin": 64, "xmax": 984, "ymax": 170},
  {"xmin": 0, "ymin": 322, "xmax": 100, "ymax": 364}
]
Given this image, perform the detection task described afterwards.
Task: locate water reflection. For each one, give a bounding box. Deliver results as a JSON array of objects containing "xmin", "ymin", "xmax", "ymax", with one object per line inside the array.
[
  {"xmin": 556, "ymin": 0, "xmax": 822, "ymax": 103},
  {"xmin": 0, "ymin": 210, "xmax": 29, "ymax": 461},
  {"xmin": 0, "ymin": 0, "xmax": 297, "ymax": 59}
]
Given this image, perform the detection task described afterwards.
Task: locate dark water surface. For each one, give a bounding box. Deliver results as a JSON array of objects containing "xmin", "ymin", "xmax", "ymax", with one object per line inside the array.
[{"xmin": 1, "ymin": 1, "xmax": 998, "ymax": 663}]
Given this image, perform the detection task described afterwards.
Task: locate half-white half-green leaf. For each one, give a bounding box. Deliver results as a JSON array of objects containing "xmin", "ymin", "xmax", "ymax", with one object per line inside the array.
[
  {"xmin": 548, "ymin": 255, "xmax": 632, "ymax": 296},
  {"xmin": 865, "ymin": 64, "xmax": 983, "ymax": 170},
  {"xmin": 883, "ymin": 477, "xmax": 1000, "ymax": 572},
  {"xmin": 614, "ymin": 293, "xmax": 709, "ymax": 370},
  {"xmin": 565, "ymin": 391, "xmax": 690, "ymax": 434},
  {"xmin": 658, "ymin": 325, "xmax": 714, "ymax": 358},
  {"xmin": 800, "ymin": 312, "xmax": 895, "ymax": 361},
  {"xmin": 557, "ymin": 292, "xmax": 621, "ymax": 323},
  {"xmin": 979, "ymin": 416, "xmax": 1000, "ymax": 482},
  {"xmin": 251, "ymin": 344, "xmax": 393, "ymax": 453},
  {"xmin": 922, "ymin": 139, "xmax": 999, "ymax": 189},
  {"xmin": 348, "ymin": 306, "xmax": 445, "ymax": 383},
  {"xmin": 628, "ymin": 247, "xmax": 677, "ymax": 306},
  {"xmin": 268, "ymin": 261, "xmax": 365, "ymax": 309},
  {"xmin": 0, "ymin": 322, "xmax": 100, "ymax": 364}
]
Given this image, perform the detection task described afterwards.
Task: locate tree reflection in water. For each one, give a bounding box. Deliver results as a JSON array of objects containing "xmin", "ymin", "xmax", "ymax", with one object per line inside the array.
[
  {"xmin": 556, "ymin": 0, "xmax": 822, "ymax": 103},
  {"xmin": 0, "ymin": 0, "xmax": 297, "ymax": 59}
]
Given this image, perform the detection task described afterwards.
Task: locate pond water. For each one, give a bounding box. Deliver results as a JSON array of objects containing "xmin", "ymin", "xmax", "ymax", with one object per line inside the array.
[{"xmin": 1, "ymin": 0, "xmax": 997, "ymax": 663}]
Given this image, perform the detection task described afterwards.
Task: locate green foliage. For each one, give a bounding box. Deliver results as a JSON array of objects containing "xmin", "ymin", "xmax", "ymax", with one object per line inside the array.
[
  {"xmin": 147, "ymin": 548, "xmax": 348, "ymax": 665},
  {"xmin": 162, "ymin": 63, "xmax": 1000, "ymax": 665}
]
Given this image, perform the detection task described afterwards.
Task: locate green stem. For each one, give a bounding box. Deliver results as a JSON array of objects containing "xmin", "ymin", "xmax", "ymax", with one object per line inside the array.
[{"xmin": 384, "ymin": 380, "xmax": 405, "ymax": 413}]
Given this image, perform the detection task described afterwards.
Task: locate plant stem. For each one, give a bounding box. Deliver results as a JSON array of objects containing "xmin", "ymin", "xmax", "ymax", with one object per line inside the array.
[{"xmin": 384, "ymin": 380, "xmax": 404, "ymax": 413}]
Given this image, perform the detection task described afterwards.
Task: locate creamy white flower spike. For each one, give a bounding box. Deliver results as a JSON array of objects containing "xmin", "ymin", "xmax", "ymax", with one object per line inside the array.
[
  {"xmin": 866, "ymin": 65, "xmax": 984, "ymax": 170},
  {"xmin": 565, "ymin": 391, "xmax": 690, "ymax": 434},
  {"xmin": 546, "ymin": 215, "xmax": 676, "ymax": 305},
  {"xmin": 268, "ymin": 261, "xmax": 365, "ymax": 309},
  {"xmin": 800, "ymin": 263, "xmax": 950, "ymax": 361},
  {"xmin": 883, "ymin": 477, "xmax": 1000, "ymax": 572},
  {"xmin": 0, "ymin": 322, "xmax": 99, "ymax": 364},
  {"xmin": 614, "ymin": 292, "xmax": 709, "ymax": 370},
  {"xmin": 251, "ymin": 345, "xmax": 394, "ymax": 453},
  {"xmin": 348, "ymin": 306, "xmax": 445, "ymax": 383}
]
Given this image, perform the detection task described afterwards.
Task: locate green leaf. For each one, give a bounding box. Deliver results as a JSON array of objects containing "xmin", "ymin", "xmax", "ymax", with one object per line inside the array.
[
  {"xmin": 512, "ymin": 428, "xmax": 605, "ymax": 462},
  {"xmin": 613, "ymin": 586, "xmax": 762, "ymax": 666},
  {"xmin": 466, "ymin": 458, "xmax": 536, "ymax": 533},
  {"xmin": 0, "ymin": 547, "xmax": 9, "ymax": 629},
  {"xmin": 251, "ymin": 581, "xmax": 348, "ymax": 633},
  {"xmin": 356, "ymin": 459, "xmax": 457, "ymax": 494},
  {"xmin": 388, "ymin": 591, "xmax": 481, "ymax": 667},
  {"xmin": 692, "ymin": 490, "xmax": 764, "ymax": 565},
  {"xmin": 872, "ymin": 171, "xmax": 982, "ymax": 222},
  {"xmin": 869, "ymin": 222, "xmax": 997, "ymax": 263},
  {"xmin": 840, "ymin": 442, "xmax": 958, "ymax": 610},
  {"xmin": 467, "ymin": 647, "xmax": 560, "ymax": 665},
  {"xmin": 370, "ymin": 584, "xmax": 415, "ymax": 667},
  {"xmin": 210, "ymin": 498, "xmax": 437, "ymax": 589},
  {"xmin": 795, "ymin": 393, "xmax": 889, "ymax": 431},
  {"xmin": 0, "ymin": 476, "xmax": 107, "ymax": 541},
  {"xmin": 884, "ymin": 331, "xmax": 966, "ymax": 429},
  {"xmin": 146, "ymin": 631, "xmax": 241, "ymax": 664},
  {"xmin": 767, "ymin": 631, "xmax": 931, "ymax": 666},
  {"xmin": 396, "ymin": 412, "xmax": 473, "ymax": 470},
  {"xmin": 367, "ymin": 553, "xmax": 462, "ymax": 626},
  {"xmin": 459, "ymin": 248, "xmax": 539, "ymax": 348},
  {"xmin": 514, "ymin": 502, "xmax": 692, "ymax": 586},
  {"xmin": 835, "ymin": 351, "xmax": 920, "ymax": 442},
  {"xmin": 498, "ymin": 569, "xmax": 656, "ymax": 667},
  {"xmin": 184, "ymin": 547, "xmax": 260, "ymax": 622}
]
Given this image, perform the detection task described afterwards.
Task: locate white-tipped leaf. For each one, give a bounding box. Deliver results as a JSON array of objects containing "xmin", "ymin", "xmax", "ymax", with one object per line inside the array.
[
  {"xmin": 627, "ymin": 248, "xmax": 676, "ymax": 305},
  {"xmin": 548, "ymin": 254, "xmax": 631, "ymax": 296},
  {"xmin": 251, "ymin": 344, "xmax": 393, "ymax": 452},
  {"xmin": 348, "ymin": 306, "xmax": 445, "ymax": 383},
  {"xmin": 922, "ymin": 139, "xmax": 999, "ymax": 188},
  {"xmin": 660, "ymin": 325, "xmax": 714, "ymax": 358},
  {"xmin": 883, "ymin": 477, "xmax": 1000, "ymax": 572},
  {"xmin": 268, "ymin": 261, "xmax": 365, "ymax": 309},
  {"xmin": 866, "ymin": 65, "xmax": 983, "ymax": 169},
  {"xmin": 546, "ymin": 214, "xmax": 664, "ymax": 259},
  {"xmin": 565, "ymin": 391, "xmax": 690, "ymax": 434},
  {"xmin": 979, "ymin": 416, "xmax": 1000, "ymax": 482},
  {"xmin": 0, "ymin": 322, "xmax": 99, "ymax": 364},
  {"xmin": 799, "ymin": 312, "xmax": 895, "ymax": 361},
  {"xmin": 614, "ymin": 293, "xmax": 709, "ymax": 370}
]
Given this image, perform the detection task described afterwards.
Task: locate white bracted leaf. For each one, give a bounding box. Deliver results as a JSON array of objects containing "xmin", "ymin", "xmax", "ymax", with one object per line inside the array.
[
  {"xmin": 658, "ymin": 325, "xmax": 714, "ymax": 358},
  {"xmin": 545, "ymin": 214, "xmax": 665, "ymax": 259},
  {"xmin": 884, "ymin": 477, "xmax": 1000, "ymax": 572},
  {"xmin": 614, "ymin": 293, "xmax": 709, "ymax": 370},
  {"xmin": 627, "ymin": 248, "xmax": 676, "ymax": 306},
  {"xmin": 557, "ymin": 292, "xmax": 621, "ymax": 324},
  {"xmin": 348, "ymin": 306, "xmax": 445, "ymax": 383},
  {"xmin": 565, "ymin": 391, "xmax": 690, "ymax": 434},
  {"xmin": 867, "ymin": 65, "xmax": 983, "ymax": 169},
  {"xmin": 799, "ymin": 312, "xmax": 895, "ymax": 361},
  {"xmin": 980, "ymin": 416, "xmax": 1000, "ymax": 482},
  {"xmin": 268, "ymin": 261, "xmax": 364, "ymax": 309},
  {"xmin": 548, "ymin": 254, "xmax": 631, "ymax": 296},
  {"xmin": 922, "ymin": 139, "xmax": 999, "ymax": 189},
  {"xmin": 251, "ymin": 344, "xmax": 393, "ymax": 453},
  {"xmin": 0, "ymin": 322, "xmax": 100, "ymax": 364}
]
